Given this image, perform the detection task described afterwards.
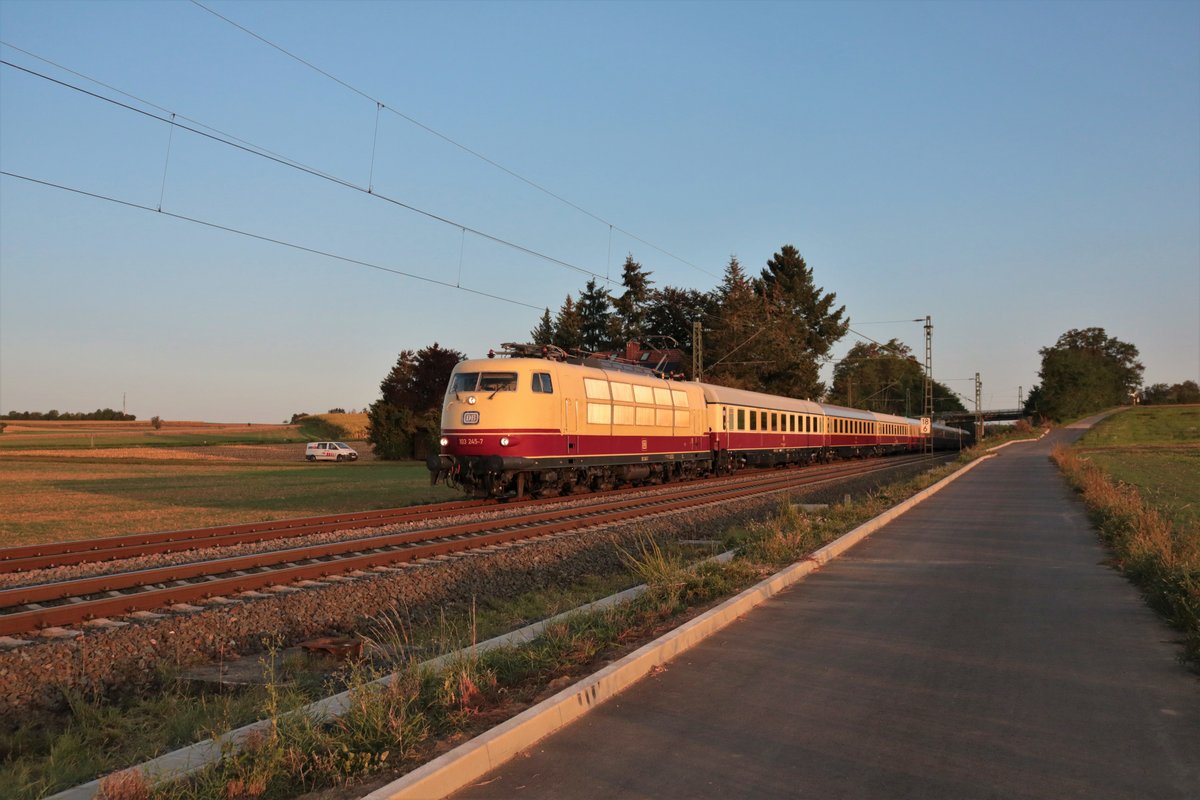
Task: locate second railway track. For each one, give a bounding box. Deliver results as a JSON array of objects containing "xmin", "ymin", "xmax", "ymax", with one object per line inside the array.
[{"xmin": 0, "ymin": 454, "xmax": 947, "ymax": 638}]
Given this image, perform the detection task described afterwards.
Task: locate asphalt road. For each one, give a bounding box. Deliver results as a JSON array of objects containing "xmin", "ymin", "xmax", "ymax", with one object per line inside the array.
[{"xmin": 451, "ymin": 421, "xmax": 1200, "ymax": 799}]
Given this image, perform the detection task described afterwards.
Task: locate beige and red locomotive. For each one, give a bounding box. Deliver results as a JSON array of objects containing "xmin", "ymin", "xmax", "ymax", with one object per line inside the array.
[{"xmin": 427, "ymin": 344, "xmax": 968, "ymax": 498}]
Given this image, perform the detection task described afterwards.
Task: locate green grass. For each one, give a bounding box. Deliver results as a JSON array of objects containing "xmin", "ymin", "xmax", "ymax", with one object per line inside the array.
[
  {"xmin": 1085, "ymin": 449, "xmax": 1200, "ymax": 535},
  {"xmin": 0, "ymin": 461, "xmax": 460, "ymax": 547},
  {"xmin": 1078, "ymin": 405, "xmax": 1200, "ymax": 447}
]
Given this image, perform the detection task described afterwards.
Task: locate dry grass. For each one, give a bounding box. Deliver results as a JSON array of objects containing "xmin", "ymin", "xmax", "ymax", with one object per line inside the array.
[
  {"xmin": 1053, "ymin": 444, "xmax": 1200, "ymax": 667},
  {"xmin": 316, "ymin": 413, "xmax": 370, "ymax": 440}
]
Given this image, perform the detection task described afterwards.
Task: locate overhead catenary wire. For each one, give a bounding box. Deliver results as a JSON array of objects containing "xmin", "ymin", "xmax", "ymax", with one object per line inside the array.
[
  {"xmin": 186, "ymin": 0, "xmax": 717, "ymax": 279},
  {"xmin": 0, "ymin": 170, "xmax": 543, "ymax": 311},
  {"xmin": 0, "ymin": 57, "xmax": 610, "ymax": 284}
]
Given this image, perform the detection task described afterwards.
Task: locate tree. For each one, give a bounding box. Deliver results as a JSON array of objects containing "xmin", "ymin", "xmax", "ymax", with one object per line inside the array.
[
  {"xmin": 530, "ymin": 308, "xmax": 555, "ymax": 346},
  {"xmin": 755, "ymin": 245, "xmax": 849, "ymax": 398},
  {"xmin": 705, "ymin": 256, "xmax": 767, "ymax": 390},
  {"xmin": 645, "ymin": 286, "xmax": 717, "ymax": 377},
  {"xmin": 377, "ymin": 342, "xmax": 466, "ymax": 414},
  {"xmin": 1033, "ymin": 327, "xmax": 1143, "ymax": 420},
  {"xmin": 827, "ymin": 340, "xmax": 966, "ymax": 414},
  {"xmin": 611, "ymin": 255, "xmax": 654, "ymax": 344},
  {"xmin": 552, "ymin": 295, "xmax": 584, "ymax": 351},
  {"xmin": 368, "ymin": 343, "xmax": 466, "ymax": 459},
  {"xmin": 1141, "ymin": 380, "xmax": 1200, "ymax": 405},
  {"xmin": 577, "ymin": 279, "xmax": 614, "ymax": 352}
]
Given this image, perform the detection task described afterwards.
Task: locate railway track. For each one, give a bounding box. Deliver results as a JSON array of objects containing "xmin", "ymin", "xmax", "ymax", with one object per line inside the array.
[{"xmin": 0, "ymin": 454, "xmax": 946, "ymax": 638}]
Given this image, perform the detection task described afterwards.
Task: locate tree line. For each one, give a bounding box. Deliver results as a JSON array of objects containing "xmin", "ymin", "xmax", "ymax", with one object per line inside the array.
[{"xmin": 2, "ymin": 409, "xmax": 136, "ymax": 421}]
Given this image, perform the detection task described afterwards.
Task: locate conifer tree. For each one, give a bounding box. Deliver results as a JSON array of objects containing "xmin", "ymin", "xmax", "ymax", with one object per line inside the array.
[
  {"xmin": 552, "ymin": 295, "xmax": 584, "ymax": 351},
  {"xmin": 530, "ymin": 308, "xmax": 555, "ymax": 346}
]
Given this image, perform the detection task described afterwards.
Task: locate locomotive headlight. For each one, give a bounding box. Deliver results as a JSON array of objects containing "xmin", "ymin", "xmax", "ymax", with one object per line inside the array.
[
  {"xmin": 499, "ymin": 437, "xmax": 510, "ymax": 447},
  {"xmin": 439, "ymin": 437, "xmax": 449, "ymax": 447},
  {"xmin": 467, "ymin": 396, "xmax": 477, "ymax": 405}
]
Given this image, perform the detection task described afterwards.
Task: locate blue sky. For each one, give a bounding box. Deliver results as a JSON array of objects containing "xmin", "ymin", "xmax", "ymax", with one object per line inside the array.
[{"xmin": 1, "ymin": 0, "xmax": 1197, "ymax": 422}]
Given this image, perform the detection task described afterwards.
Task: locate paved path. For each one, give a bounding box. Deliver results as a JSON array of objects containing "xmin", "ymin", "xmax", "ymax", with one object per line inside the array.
[{"xmin": 452, "ymin": 421, "xmax": 1200, "ymax": 799}]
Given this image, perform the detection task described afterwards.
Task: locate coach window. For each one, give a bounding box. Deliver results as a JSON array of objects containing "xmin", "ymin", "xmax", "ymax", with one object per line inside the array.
[
  {"xmin": 749, "ymin": 410, "xmax": 757, "ymax": 431},
  {"xmin": 760, "ymin": 411, "xmax": 767, "ymax": 430},
  {"xmin": 770, "ymin": 413, "xmax": 777, "ymax": 432},
  {"xmin": 737, "ymin": 409, "xmax": 746, "ymax": 430}
]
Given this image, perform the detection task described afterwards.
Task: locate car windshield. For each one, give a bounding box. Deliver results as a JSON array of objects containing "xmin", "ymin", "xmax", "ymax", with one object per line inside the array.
[{"xmin": 335, "ymin": 443, "xmax": 350, "ymax": 448}]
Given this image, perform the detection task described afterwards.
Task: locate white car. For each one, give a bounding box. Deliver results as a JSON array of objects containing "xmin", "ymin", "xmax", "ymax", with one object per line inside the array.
[{"xmin": 305, "ymin": 441, "xmax": 359, "ymax": 462}]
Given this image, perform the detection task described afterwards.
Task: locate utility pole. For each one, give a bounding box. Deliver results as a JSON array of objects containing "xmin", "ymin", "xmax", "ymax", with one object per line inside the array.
[
  {"xmin": 975, "ymin": 372, "xmax": 983, "ymax": 443},
  {"xmin": 1018, "ymin": 385, "xmax": 1023, "ymax": 413},
  {"xmin": 692, "ymin": 320, "xmax": 703, "ymax": 382},
  {"xmin": 922, "ymin": 315, "xmax": 933, "ymax": 453}
]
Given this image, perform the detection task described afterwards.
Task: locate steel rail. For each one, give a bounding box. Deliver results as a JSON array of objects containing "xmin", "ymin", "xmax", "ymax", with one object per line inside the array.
[
  {"xmin": 0, "ymin": 498, "xmax": 497, "ymax": 572},
  {"xmin": 0, "ymin": 453, "xmax": 934, "ymax": 574},
  {"xmin": 0, "ymin": 456, "xmax": 943, "ymax": 637}
]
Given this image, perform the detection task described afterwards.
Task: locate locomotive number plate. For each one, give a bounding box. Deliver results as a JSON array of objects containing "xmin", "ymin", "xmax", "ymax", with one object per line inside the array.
[{"xmin": 462, "ymin": 411, "xmax": 480, "ymax": 425}]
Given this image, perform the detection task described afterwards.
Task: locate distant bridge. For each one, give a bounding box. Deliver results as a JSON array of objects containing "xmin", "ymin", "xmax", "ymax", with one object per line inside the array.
[{"xmin": 935, "ymin": 408, "xmax": 1026, "ymax": 427}]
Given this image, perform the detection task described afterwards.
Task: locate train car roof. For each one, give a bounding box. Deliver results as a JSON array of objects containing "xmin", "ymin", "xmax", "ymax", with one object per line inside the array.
[
  {"xmin": 817, "ymin": 403, "xmax": 879, "ymax": 421},
  {"xmin": 699, "ymin": 383, "xmax": 824, "ymax": 414}
]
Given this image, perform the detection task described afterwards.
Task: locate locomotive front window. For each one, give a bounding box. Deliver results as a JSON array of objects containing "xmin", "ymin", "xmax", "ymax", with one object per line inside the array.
[
  {"xmin": 479, "ymin": 373, "xmax": 518, "ymax": 393},
  {"xmin": 451, "ymin": 373, "xmax": 480, "ymax": 393}
]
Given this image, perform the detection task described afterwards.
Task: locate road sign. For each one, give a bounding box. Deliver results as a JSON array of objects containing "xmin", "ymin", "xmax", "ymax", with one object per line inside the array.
[{"xmin": 920, "ymin": 417, "xmax": 932, "ymax": 435}]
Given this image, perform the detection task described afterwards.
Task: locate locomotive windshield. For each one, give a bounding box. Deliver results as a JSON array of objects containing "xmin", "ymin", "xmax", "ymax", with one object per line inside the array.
[{"xmin": 449, "ymin": 372, "xmax": 518, "ymax": 394}]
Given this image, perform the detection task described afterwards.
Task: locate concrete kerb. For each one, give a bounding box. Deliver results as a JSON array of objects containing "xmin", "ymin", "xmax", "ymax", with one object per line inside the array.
[{"xmin": 362, "ymin": 453, "xmax": 998, "ymax": 800}]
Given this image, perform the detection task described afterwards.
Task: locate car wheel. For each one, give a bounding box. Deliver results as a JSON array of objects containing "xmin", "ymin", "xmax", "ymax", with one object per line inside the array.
[
  {"xmin": 306, "ymin": 455, "xmax": 315, "ymax": 461},
  {"xmin": 336, "ymin": 454, "xmax": 344, "ymax": 462}
]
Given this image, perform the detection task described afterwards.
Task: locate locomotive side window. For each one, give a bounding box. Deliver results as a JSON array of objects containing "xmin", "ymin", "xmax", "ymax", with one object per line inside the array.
[
  {"xmin": 633, "ymin": 385, "xmax": 654, "ymax": 404},
  {"xmin": 584, "ymin": 378, "xmax": 609, "ymax": 400},
  {"xmin": 675, "ymin": 410, "xmax": 690, "ymax": 427},
  {"xmin": 653, "ymin": 387, "xmax": 672, "ymax": 406},
  {"xmin": 656, "ymin": 408, "xmax": 672, "ymax": 427},
  {"xmin": 636, "ymin": 407, "xmax": 654, "ymax": 426},
  {"xmin": 671, "ymin": 390, "xmax": 689, "ymax": 407},
  {"xmin": 611, "ymin": 382, "xmax": 633, "ymax": 402},
  {"xmin": 613, "ymin": 405, "xmax": 635, "ymax": 425},
  {"xmin": 587, "ymin": 403, "xmax": 611, "ymax": 424},
  {"xmin": 531, "ymin": 373, "xmax": 554, "ymax": 393}
]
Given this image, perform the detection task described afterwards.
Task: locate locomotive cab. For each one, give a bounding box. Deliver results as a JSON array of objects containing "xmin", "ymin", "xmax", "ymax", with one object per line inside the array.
[{"xmin": 427, "ymin": 357, "xmax": 562, "ymax": 497}]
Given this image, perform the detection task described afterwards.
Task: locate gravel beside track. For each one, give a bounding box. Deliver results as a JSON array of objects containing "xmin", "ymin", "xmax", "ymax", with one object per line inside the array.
[{"xmin": 0, "ymin": 457, "xmax": 944, "ymax": 718}]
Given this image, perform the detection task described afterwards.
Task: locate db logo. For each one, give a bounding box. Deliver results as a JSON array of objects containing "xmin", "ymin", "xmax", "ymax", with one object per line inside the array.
[{"xmin": 641, "ymin": 438, "xmax": 648, "ymax": 451}]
